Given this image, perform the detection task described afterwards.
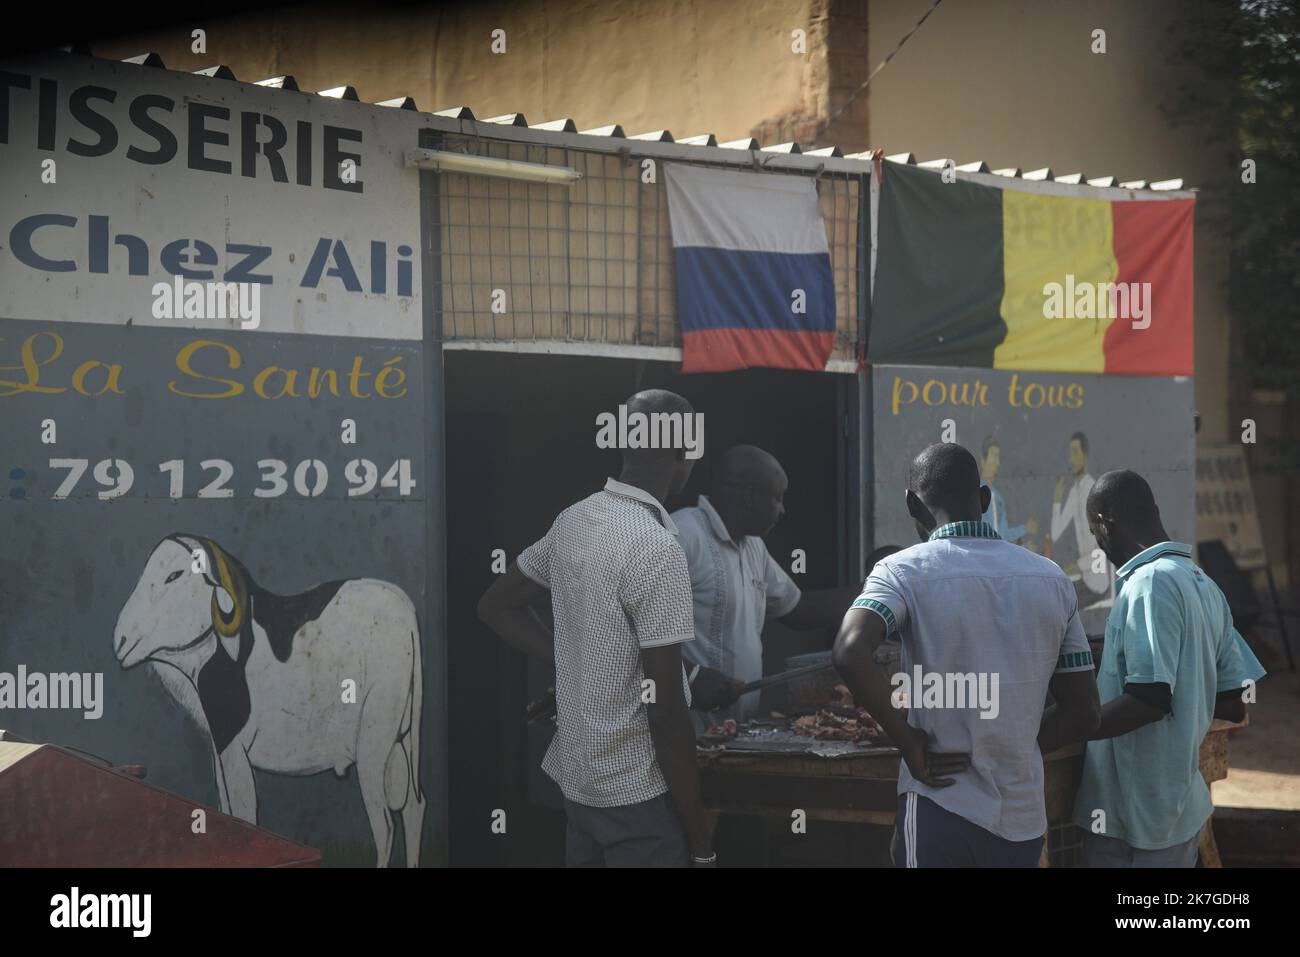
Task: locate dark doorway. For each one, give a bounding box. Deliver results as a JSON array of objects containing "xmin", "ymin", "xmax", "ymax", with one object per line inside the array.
[{"xmin": 443, "ymin": 350, "xmax": 855, "ymax": 865}]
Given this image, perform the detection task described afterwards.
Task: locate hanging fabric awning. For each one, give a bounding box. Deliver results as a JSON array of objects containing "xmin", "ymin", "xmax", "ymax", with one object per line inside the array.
[
  {"xmin": 664, "ymin": 163, "xmax": 838, "ymax": 374},
  {"xmin": 869, "ymin": 161, "xmax": 1194, "ymax": 376}
]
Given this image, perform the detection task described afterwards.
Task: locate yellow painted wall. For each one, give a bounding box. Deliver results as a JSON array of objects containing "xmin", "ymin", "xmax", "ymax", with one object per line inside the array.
[{"xmin": 95, "ymin": 0, "xmax": 816, "ymax": 142}]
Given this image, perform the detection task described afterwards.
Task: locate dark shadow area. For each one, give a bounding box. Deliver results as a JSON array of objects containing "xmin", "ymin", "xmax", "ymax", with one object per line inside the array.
[{"xmin": 443, "ymin": 350, "xmax": 853, "ymax": 865}]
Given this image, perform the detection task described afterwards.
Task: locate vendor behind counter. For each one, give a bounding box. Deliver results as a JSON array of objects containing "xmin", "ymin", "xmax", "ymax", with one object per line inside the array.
[{"xmin": 672, "ymin": 445, "xmax": 861, "ymax": 728}]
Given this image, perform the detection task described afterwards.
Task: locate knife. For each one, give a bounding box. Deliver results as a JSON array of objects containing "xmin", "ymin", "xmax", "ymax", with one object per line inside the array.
[
  {"xmin": 525, "ymin": 687, "xmax": 557, "ymax": 724},
  {"xmin": 737, "ymin": 661, "xmax": 835, "ymax": 695}
]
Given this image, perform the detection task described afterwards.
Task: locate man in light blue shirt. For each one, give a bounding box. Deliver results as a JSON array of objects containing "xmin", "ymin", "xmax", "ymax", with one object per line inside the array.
[{"xmin": 1064, "ymin": 469, "xmax": 1266, "ymax": 867}]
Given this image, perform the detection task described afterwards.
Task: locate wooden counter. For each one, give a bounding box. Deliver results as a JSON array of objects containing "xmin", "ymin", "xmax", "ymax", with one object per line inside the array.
[{"xmin": 698, "ymin": 719, "xmax": 1237, "ymax": 865}]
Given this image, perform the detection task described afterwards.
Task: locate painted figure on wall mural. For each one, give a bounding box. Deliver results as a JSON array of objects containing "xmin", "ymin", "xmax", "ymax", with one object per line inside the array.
[
  {"xmin": 114, "ymin": 534, "xmax": 425, "ymax": 867},
  {"xmin": 1050, "ymin": 432, "xmax": 1111, "ymax": 607},
  {"xmin": 979, "ymin": 436, "xmax": 1038, "ymax": 549}
]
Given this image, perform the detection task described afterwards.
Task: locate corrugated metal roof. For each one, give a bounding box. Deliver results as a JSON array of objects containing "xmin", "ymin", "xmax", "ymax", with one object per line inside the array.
[
  {"xmin": 255, "ymin": 74, "xmax": 299, "ymax": 91},
  {"xmin": 532, "ymin": 118, "xmax": 577, "ymax": 132},
  {"xmin": 0, "ymin": 741, "xmax": 42, "ymax": 775},
  {"xmin": 94, "ymin": 50, "xmax": 1191, "ymax": 195},
  {"xmin": 121, "ymin": 52, "xmax": 164, "ymax": 68},
  {"xmin": 318, "ymin": 85, "xmax": 359, "ymax": 101},
  {"xmin": 195, "ymin": 64, "xmax": 237, "ymax": 80},
  {"xmin": 0, "ymin": 742, "xmax": 323, "ymax": 867}
]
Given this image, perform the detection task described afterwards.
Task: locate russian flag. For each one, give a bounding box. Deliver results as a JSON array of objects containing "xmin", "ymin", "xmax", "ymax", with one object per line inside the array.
[{"xmin": 664, "ymin": 164, "xmax": 837, "ymax": 374}]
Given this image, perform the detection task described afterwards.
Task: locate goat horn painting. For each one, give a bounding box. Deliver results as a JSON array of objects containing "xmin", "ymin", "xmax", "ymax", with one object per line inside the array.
[{"xmin": 113, "ymin": 534, "xmax": 426, "ymax": 867}]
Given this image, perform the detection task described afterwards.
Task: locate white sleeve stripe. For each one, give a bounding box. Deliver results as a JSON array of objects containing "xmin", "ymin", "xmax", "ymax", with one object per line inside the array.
[{"xmin": 637, "ymin": 632, "xmax": 695, "ymax": 649}]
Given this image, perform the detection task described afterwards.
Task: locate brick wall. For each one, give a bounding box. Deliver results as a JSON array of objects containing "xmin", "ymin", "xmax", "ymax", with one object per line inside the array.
[{"xmin": 750, "ymin": 0, "xmax": 871, "ymax": 153}]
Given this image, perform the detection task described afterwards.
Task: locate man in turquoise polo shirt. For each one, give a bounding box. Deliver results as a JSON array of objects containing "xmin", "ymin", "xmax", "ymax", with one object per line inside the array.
[{"xmin": 1065, "ymin": 469, "xmax": 1266, "ymax": 867}]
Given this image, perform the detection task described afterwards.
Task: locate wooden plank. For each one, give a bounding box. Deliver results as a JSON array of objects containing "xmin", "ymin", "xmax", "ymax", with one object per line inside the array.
[
  {"xmin": 700, "ymin": 768, "xmax": 898, "ymax": 814},
  {"xmin": 700, "ymin": 751, "xmax": 901, "ymax": 780},
  {"xmin": 1198, "ymin": 819, "xmax": 1222, "ymax": 868},
  {"xmin": 704, "ymin": 804, "xmax": 896, "ymax": 826},
  {"xmin": 1043, "ymin": 751, "xmax": 1085, "ymax": 820},
  {"xmin": 698, "ymin": 726, "xmax": 1234, "ymax": 862},
  {"xmin": 1200, "ymin": 724, "xmax": 1230, "ymax": 784}
]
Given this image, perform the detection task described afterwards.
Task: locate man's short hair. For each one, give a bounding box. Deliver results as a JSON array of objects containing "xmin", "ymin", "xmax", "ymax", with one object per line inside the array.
[
  {"xmin": 715, "ymin": 445, "xmax": 782, "ymax": 491},
  {"xmin": 1070, "ymin": 431, "xmax": 1089, "ymax": 457},
  {"xmin": 908, "ymin": 443, "xmax": 982, "ymax": 514},
  {"xmin": 1088, "ymin": 469, "xmax": 1159, "ymax": 528}
]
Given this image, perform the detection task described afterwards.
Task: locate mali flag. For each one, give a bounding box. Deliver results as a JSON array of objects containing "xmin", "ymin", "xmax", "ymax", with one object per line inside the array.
[{"xmin": 869, "ymin": 161, "xmax": 1194, "ymax": 375}]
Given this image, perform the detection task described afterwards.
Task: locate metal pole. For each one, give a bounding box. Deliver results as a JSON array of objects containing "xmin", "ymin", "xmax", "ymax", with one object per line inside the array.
[
  {"xmin": 1264, "ymin": 564, "xmax": 1296, "ymax": 672},
  {"xmin": 858, "ymin": 171, "xmax": 875, "ymax": 570},
  {"xmin": 418, "ymin": 126, "xmax": 450, "ymax": 865}
]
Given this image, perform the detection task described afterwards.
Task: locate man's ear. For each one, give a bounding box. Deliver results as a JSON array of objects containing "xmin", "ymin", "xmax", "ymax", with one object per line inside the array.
[
  {"xmin": 740, "ymin": 483, "xmax": 757, "ymax": 510},
  {"xmin": 906, "ymin": 489, "xmax": 936, "ymax": 538},
  {"xmin": 979, "ymin": 484, "xmax": 992, "ymax": 514}
]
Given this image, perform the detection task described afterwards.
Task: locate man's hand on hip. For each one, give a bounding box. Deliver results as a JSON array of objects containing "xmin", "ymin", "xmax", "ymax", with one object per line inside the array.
[{"xmin": 897, "ymin": 725, "xmax": 970, "ymax": 788}]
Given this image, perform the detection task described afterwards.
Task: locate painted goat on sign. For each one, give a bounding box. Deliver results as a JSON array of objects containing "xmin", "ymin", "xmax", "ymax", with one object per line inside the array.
[{"xmin": 114, "ymin": 534, "xmax": 424, "ymax": 867}]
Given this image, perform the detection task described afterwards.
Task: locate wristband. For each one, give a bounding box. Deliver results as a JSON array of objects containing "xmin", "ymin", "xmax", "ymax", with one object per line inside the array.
[{"xmin": 692, "ymin": 851, "xmax": 717, "ymax": 864}]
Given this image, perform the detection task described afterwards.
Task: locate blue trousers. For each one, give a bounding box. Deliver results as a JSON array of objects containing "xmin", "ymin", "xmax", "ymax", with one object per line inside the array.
[
  {"xmin": 1081, "ymin": 831, "xmax": 1201, "ymax": 868},
  {"xmin": 893, "ymin": 792, "xmax": 1044, "ymax": 868}
]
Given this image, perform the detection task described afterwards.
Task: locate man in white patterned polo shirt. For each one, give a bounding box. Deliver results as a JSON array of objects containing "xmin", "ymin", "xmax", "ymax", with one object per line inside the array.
[{"xmin": 478, "ymin": 389, "xmax": 715, "ymax": 867}]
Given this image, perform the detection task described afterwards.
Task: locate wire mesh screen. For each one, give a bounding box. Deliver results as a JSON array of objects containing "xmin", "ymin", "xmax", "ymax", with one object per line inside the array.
[
  {"xmin": 436, "ymin": 134, "xmax": 864, "ymax": 361},
  {"xmin": 1047, "ymin": 822, "xmax": 1086, "ymax": 867}
]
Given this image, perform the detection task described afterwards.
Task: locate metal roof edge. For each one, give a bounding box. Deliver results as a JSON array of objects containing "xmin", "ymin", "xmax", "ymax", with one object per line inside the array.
[
  {"xmin": 71, "ymin": 52, "xmax": 1191, "ymax": 191},
  {"xmin": 442, "ymin": 338, "xmax": 859, "ymax": 372},
  {"xmin": 956, "ymin": 167, "xmax": 1196, "ymax": 200},
  {"xmin": 414, "ymin": 115, "xmax": 877, "ymax": 175}
]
